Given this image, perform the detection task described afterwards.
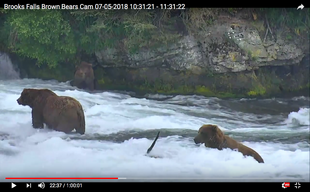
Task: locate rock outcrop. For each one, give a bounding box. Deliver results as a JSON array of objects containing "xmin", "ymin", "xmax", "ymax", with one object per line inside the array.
[
  {"xmin": 93, "ymin": 11, "xmax": 309, "ymax": 98},
  {"xmin": 95, "ymin": 17, "xmax": 307, "ymax": 74}
]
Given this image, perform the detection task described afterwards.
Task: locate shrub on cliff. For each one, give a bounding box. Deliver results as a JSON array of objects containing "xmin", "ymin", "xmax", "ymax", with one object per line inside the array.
[
  {"xmin": 0, "ymin": 8, "xmax": 307, "ymax": 69},
  {"xmin": 72, "ymin": 10, "xmax": 182, "ymax": 54},
  {"xmin": 0, "ymin": 9, "xmax": 182, "ymax": 67},
  {"xmin": 2, "ymin": 10, "xmax": 77, "ymax": 68}
]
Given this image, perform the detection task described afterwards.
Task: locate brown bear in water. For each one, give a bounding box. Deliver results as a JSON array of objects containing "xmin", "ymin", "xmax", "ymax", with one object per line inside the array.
[
  {"xmin": 71, "ymin": 61, "xmax": 95, "ymax": 91},
  {"xmin": 17, "ymin": 88, "xmax": 85, "ymax": 134},
  {"xmin": 194, "ymin": 124, "xmax": 264, "ymax": 163}
]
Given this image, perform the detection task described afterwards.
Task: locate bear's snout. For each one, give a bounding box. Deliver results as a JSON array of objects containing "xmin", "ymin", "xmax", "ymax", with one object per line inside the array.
[
  {"xmin": 17, "ymin": 97, "xmax": 21, "ymax": 104},
  {"xmin": 194, "ymin": 137, "xmax": 201, "ymax": 144}
]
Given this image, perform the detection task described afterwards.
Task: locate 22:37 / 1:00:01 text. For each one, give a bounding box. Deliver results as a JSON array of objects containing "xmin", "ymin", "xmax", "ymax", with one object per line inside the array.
[
  {"xmin": 50, "ymin": 183, "xmax": 82, "ymax": 188},
  {"xmin": 94, "ymin": 4, "xmax": 186, "ymax": 10}
]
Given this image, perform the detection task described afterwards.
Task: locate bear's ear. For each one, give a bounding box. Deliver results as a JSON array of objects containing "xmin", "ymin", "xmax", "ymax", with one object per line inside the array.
[
  {"xmin": 212, "ymin": 125, "xmax": 222, "ymax": 134},
  {"xmin": 211, "ymin": 125, "xmax": 218, "ymax": 131},
  {"xmin": 213, "ymin": 125, "xmax": 224, "ymax": 139}
]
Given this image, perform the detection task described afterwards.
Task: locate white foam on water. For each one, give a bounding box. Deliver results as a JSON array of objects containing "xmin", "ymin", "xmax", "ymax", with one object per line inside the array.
[
  {"xmin": 0, "ymin": 79, "xmax": 309, "ymax": 182},
  {"xmin": 285, "ymin": 108, "xmax": 310, "ymax": 127},
  {"xmin": 0, "ymin": 134, "xmax": 308, "ymax": 182}
]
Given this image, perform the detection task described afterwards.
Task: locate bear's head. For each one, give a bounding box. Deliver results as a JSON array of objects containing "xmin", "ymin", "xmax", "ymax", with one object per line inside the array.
[
  {"xmin": 194, "ymin": 124, "xmax": 225, "ymax": 149},
  {"xmin": 74, "ymin": 62, "xmax": 94, "ymax": 80},
  {"xmin": 17, "ymin": 88, "xmax": 56, "ymax": 107},
  {"xmin": 17, "ymin": 88, "xmax": 36, "ymax": 106}
]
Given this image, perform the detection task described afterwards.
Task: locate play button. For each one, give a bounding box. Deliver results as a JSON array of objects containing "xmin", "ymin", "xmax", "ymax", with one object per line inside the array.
[{"xmin": 11, "ymin": 183, "xmax": 16, "ymax": 188}]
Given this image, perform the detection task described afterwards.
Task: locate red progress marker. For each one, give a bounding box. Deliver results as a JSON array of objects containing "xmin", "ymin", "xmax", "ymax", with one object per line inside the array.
[{"xmin": 6, "ymin": 177, "xmax": 120, "ymax": 180}]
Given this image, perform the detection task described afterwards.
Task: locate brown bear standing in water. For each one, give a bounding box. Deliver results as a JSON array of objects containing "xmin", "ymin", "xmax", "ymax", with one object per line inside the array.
[
  {"xmin": 17, "ymin": 88, "xmax": 85, "ymax": 134},
  {"xmin": 71, "ymin": 61, "xmax": 95, "ymax": 91},
  {"xmin": 194, "ymin": 124, "xmax": 264, "ymax": 163}
]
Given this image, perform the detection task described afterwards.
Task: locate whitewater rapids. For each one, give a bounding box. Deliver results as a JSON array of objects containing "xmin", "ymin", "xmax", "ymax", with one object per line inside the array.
[{"xmin": 0, "ymin": 79, "xmax": 309, "ymax": 182}]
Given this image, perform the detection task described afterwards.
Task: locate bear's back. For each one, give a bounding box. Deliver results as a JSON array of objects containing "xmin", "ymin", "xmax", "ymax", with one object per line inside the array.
[
  {"xmin": 48, "ymin": 96, "xmax": 83, "ymax": 109},
  {"xmin": 31, "ymin": 89, "xmax": 58, "ymax": 107}
]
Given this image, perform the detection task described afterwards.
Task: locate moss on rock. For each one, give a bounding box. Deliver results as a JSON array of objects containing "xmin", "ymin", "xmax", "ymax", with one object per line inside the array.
[
  {"xmin": 10, "ymin": 54, "xmax": 74, "ymax": 82},
  {"xmin": 91, "ymin": 60, "xmax": 308, "ymax": 99},
  {"xmin": 26, "ymin": 64, "xmax": 73, "ymax": 82}
]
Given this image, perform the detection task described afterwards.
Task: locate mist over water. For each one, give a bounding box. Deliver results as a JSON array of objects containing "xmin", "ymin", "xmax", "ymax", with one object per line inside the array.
[
  {"xmin": 0, "ymin": 79, "xmax": 309, "ymax": 182},
  {"xmin": 0, "ymin": 52, "xmax": 20, "ymax": 80}
]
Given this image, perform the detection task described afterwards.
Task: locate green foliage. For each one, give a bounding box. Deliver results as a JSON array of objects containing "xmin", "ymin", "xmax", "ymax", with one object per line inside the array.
[
  {"xmin": 5, "ymin": 10, "xmax": 77, "ymax": 68},
  {"xmin": 195, "ymin": 85, "xmax": 213, "ymax": 95},
  {"xmin": 181, "ymin": 8, "xmax": 219, "ymax": 32},
  {"xmin": 123, "ymin": 11, "xmax": 158, "ymax": 54},
  {"xmin": 247, "ymin": 51, "xmax": 258, "ymax": 61},
  {"xmin": 26, "ymin": 63, "xmax": 73, "ymax": 81},
  {"xmin": 259, "ymin": 8, "xmax": 310, "ymax": 35},
  {"xmin": 0, "ymin": 10, "xmax": 9, "ymax": 51},
  {"xmin": 0, "ymin": 8, "xmax": 308, "ymax": 69},
  {"xmin": 75, "ymin": 10, "xmax": 181, "ymax": 54},
  {"xmin": 70, "ymin": 10, "xmax": 125, "ymax": 52}
]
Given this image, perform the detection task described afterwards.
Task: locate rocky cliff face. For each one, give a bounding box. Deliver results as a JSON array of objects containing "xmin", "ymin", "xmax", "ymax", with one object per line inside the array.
[{"xmin": 93, "ymin": 11, "xmax": 310, "ymax": 98}]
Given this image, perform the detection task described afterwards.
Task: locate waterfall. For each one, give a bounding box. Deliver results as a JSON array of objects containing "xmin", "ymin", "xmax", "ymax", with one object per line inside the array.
[{"xmin": 0, "ymin": 52, "xmax": 20, "ymax": 80}]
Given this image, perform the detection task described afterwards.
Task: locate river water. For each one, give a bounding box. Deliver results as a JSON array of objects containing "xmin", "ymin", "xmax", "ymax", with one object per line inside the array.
[{"xmin": 0, "ymin": 79, "xmax": 309, "ymax": 182}]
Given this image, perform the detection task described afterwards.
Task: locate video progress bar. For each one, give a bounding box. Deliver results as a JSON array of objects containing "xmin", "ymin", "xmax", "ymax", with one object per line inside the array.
[{"xmin": 5, "ymin": 177, "xmax": 126, "ymax": 180}]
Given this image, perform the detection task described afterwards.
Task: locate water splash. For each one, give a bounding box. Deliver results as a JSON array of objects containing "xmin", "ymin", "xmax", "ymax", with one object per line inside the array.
[
  {"xmin": 285, "ymin": 108, "xmax": 310, "ymax": 126},
  {"xmin": 0, "ymin": 52, "xmax": 20, "ymax": 80}
]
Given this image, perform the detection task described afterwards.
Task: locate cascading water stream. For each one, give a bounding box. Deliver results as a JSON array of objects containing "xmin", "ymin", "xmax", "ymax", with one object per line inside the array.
[{"xmin": 0, "ymin": 52, "xmax": 20, "ymax": 80}]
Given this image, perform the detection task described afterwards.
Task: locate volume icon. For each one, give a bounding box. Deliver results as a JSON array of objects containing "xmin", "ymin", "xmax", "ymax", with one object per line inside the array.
[{"xmin": 38, "ymin": 182, "xmax": 45, "ymax": 189}]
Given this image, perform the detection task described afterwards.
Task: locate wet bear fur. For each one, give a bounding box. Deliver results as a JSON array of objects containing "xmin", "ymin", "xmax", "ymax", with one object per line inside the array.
[
  {"xmin": 194, "ymin": 124, "xmax": 264, "ymax": 163},
  {"xmin": 17, "ymin": 88, "xmax": 85, "ymax": 134},
  {"xmin": 71, "ymin": 61, "xmax": 95, "ymax": 91}
]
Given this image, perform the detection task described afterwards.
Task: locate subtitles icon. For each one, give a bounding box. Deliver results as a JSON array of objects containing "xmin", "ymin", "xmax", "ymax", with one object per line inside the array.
[
  {"xmin": 38, "ymin": 182, "xmax": 45, "ymax": 189},
  {"xmin": 282, "ymin": 182, "xmax": 290, "ymax": 188}
]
